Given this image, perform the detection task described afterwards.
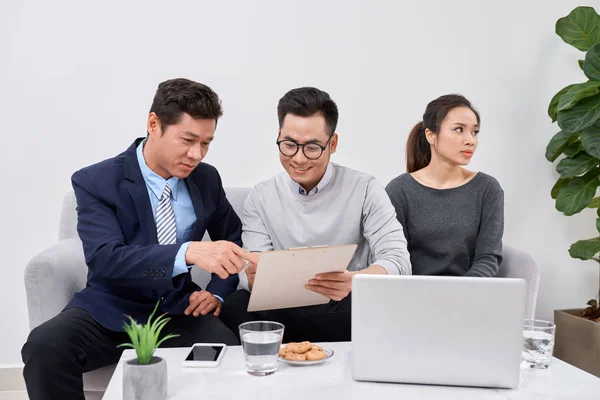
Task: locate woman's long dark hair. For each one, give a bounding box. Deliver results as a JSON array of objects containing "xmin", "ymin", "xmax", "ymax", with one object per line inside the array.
[{"xmin": 406, "ymin": 94, "xmax": 480, "ymax": 173}]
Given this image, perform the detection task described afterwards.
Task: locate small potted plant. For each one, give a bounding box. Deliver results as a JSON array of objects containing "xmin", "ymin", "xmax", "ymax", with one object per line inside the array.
[
  {"xmin": 118, "ymin": 301, "xmax": 179, "ymax": 400},
  {"xmin": 545, "ymin": 6, "xmax": 600, "ymax": 377}
]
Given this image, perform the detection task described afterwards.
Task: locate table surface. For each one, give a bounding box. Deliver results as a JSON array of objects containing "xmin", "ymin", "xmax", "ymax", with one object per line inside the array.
[{"xmin": 103, "ymin": 342, "xmax": 600, "ymax": 399}]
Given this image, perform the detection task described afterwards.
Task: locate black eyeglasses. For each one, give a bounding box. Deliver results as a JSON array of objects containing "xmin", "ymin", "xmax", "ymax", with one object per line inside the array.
[{"xmin": 276, "ymin": 136, "xmax": 332, "ymax": 160}]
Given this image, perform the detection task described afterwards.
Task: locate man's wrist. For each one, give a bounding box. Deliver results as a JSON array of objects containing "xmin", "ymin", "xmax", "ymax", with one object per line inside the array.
[
  {"xmin": 357, "ymin": 264, "xmax": 388, "ymax": 275},
  {"xmin": 184, "ymin": 242, "xmax": 193, "ymax": 265}
]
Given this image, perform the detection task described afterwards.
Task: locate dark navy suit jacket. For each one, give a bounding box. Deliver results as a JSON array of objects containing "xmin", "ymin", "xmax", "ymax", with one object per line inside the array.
[{"xmin": 65, "ymin": 138, "xmax": 241, "ymax": 331}]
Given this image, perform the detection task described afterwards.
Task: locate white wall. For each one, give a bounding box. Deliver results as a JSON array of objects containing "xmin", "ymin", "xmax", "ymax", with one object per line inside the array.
[{"xmin": 1, "ymin": 0, "xmax": 596, "ymax": 364}]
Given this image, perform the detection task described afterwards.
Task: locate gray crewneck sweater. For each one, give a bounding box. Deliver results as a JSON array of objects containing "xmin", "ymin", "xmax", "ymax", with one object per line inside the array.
[
  {"xmin": 239, "ymin": 163, "xmax": 412, "ymax": 291},
  {"xmin": 385, "ymin": 172, "xmax": 503, "ymax": 277}
]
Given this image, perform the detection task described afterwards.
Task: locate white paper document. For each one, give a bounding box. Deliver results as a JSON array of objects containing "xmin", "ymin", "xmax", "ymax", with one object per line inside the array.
[{"xmin": 247, "ymin": 244, "xmax": 357, "ymax": 312}]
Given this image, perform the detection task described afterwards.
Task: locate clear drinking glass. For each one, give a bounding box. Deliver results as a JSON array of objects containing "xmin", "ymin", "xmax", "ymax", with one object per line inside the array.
[
  {"xmin": 522, "ymin": 319, "xmax": 556, "ymax": 369},
  {"xmin": 239, "ymin": 321, "xmax": 285, "ymax": 376}
]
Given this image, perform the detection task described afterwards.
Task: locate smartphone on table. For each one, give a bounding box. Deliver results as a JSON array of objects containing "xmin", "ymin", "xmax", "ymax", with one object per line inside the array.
[{"xmin": 181, "ymin": 343, "xmax": 227, "ymax": 368}]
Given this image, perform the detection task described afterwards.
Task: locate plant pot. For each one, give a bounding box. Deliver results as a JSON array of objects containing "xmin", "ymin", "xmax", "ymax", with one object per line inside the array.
[
  {"xmin": 123, "ymin": 356, "xmax": 167, "ymax": 400},
  {"xmin": 554, "ymin": 309, "xmax": 600, "ymax": 377}
]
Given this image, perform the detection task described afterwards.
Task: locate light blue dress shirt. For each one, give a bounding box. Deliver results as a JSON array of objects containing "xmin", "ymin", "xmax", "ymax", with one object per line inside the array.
[
  {"xmin": 136, "ymin": 142, "xmax": 224, "ymax": 303},
  {"xmin": 287, "ymin": 162, "xmax": 334, "ymax": 196},
  {"xmin": 136, "ymin": 141, "xmax": 195, "ymax": 279}
]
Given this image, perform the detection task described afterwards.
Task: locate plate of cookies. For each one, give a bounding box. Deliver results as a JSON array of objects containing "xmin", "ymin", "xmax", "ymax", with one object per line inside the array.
[{"xmin": 278, "ymin": 341, "xmax": 334, "ymax": 365}]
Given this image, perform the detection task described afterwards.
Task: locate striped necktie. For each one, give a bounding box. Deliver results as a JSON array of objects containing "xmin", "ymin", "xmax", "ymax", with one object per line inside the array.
[{"xmin": 156, "ymin": 183, "xmax": 176, "ymax": 245}]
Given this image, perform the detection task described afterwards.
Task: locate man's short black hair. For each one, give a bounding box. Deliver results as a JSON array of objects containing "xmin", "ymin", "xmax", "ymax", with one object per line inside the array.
[
  {"xmin": 277, "ymin": 87, "xmax": 339, "ymax": 136},
  {"xmin": 149, "ymin": 78, "xmax": 223, "ymax": 132}
]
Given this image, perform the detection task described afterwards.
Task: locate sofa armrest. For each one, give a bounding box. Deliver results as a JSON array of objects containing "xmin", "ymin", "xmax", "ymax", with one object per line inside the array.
[{"xmin": 24, "ymin": 238, "xmax": 87, "ymax": 330}]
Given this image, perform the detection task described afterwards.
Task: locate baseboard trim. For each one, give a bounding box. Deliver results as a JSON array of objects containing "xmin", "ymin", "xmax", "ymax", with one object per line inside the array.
[
  {"xmin": 0, "ymin": 391, "xmax": 29, "ymax": 400},
  {"xmin": 0, "ymin": 366, "xmax": 25, "ymax": 392}
]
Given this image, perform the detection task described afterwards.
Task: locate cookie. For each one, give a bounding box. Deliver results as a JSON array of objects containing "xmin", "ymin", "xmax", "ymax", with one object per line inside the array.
[
  {"xmin": 306, "ymin": 349, "xmax": 326, "ymax": 361},
  {"xmin": 284, "ymin": 352, "xmax": 307, "ymax": 361},
  {"xmin": 278, "ymin": 346, "xmax": 292, "ymax": 357},
  {"xmin": 289, "ymin": 341, "xmax": 313, "ymax": 354},
  {"xmin": 311, "ymin": 344, "xmax": 323, "ymax": 351}
]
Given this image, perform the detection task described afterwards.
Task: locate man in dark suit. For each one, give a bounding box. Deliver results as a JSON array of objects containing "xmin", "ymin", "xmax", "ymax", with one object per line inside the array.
[{"xmin": 21, "ymin": 78, "xmax": 258, "ymax": 400}]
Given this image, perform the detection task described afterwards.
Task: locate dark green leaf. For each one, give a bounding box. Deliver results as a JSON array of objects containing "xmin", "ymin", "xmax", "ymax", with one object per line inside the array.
[
  {"xmin": 588, "ymin": 196, "xmax": 600, "ymax": 208},
  {"xmin": 584, "ymin": 42, "xmax": 600, "ymax": 80},
  {"xmin": 557, "ymin": 153, "xmax": 597, "ymax": 177},
  {"xmin": 557, "ymin": 81, "xmax": 600, "ymax": 111},
  {"xmin": 563, "ymin": 141, "xmax": 583, "ymax": 157},
  {"xmin": 597, "ymin": 217, "xmax": 600, "ymax": 233},
  {"xmin": 569, "ymin": 237, "xmax": 600, "ymax": 259},
  {"xmin": 556, "ymin": 6, "xmax": 600, "ymax": 51},
  {"xmin": 551, "ymin": 178, "xmax": 570, "ymax": 199},
  {"xmin": 581, "ymin": 122, "xmax": 600, "ymax": 158},
  {"xmin": 549, "ymin": 84, "xmax": 577, "ymax": 122},
  {"xmin": 556, "ymin": 170, "xmax": 600, "ymax": 215},
  {"xmin": 580, "ymin": 59, "xmax": 586, "ymax": 70},
  {"xmin": 557, "ymin": 92, "xmax": 600, "ymax": 132},
  {"xmin": 546, "ymin": 131, "xmax": 578, "ymax": 161}
]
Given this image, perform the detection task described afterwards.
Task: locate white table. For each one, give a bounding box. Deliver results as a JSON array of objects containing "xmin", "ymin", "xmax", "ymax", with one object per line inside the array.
[{"xmin": 103, "ymin": 342, "xmax": 600, "ymax": 399}]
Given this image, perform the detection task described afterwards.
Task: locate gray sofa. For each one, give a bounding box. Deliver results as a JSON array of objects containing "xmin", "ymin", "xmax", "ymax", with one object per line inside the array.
[{"xmin": 24, "ymin": 187, "xmax": 540, "ymax": 399}]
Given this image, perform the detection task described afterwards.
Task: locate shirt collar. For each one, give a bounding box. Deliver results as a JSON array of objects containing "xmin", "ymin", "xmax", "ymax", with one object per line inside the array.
[
  {"xmin": 288, "ymin": 162, "xmax": 333, "ymax": 196},
  {"xmin": 136, "ymin": 140, "xmax": 179, "ymax": 201}
]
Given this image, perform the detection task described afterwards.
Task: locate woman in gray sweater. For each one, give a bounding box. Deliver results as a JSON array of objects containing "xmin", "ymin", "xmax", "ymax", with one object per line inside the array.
[{"xmin": 385, "ymin": 94, "xmax": 503, "ymax": 277}]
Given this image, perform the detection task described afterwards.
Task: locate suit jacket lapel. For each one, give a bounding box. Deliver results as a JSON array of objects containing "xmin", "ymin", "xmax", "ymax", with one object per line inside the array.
[
  {"xmin": 186, "ymin": 177, "xmax": 205, "ymax": 240},
  {"xmin": 124, "ymin": 138, "xmax": 157, "ymax": 244}
]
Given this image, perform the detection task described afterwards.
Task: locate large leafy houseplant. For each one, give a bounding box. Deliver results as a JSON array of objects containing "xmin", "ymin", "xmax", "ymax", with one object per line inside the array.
[
  {"xmin": 118, "ymin": 300, "xmax": 179, "ymax": 364},
  {"xmin": 546, "ymin": 6, "xmax": 600, "ymax": 320}
]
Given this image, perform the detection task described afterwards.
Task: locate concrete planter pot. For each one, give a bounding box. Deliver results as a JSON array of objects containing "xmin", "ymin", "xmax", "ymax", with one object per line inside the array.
[
  {"xmin": 123, "ymin": 356, "xmax": 167, "ymax": 400},
  {"xmin": 554, "ymin": 309, "xmax": 600, "ymax": 377}
]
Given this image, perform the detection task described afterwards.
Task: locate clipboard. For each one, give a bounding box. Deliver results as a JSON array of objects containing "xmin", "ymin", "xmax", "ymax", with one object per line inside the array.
[{"xmin": 247, "ymin": 244, "xmax": 358, "ymax": 312}]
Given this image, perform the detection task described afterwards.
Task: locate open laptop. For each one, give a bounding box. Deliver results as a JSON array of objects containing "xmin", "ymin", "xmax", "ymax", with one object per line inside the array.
[{"xmin": 351, "ymin": 275, "xmax": 526, "ymax": 389}]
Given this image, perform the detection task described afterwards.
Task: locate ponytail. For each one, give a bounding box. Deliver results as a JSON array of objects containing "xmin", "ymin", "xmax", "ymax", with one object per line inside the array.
[{"xmin": 406, "ymin": 121, "xmax": 431, "ymax": 173}]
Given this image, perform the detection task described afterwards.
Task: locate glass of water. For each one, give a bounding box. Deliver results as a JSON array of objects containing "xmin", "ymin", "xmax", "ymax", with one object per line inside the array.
[
  {"xmin": 522, "ymin": 319, "xmax": 556, "ymax": 369},
  {"xmin": 239, "ymin": 321, "xmax": 285, "ymax": 376}
]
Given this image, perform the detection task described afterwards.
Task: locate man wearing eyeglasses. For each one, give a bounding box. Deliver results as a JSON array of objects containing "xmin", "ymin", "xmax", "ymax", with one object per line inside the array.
[{"xmin": 220, "ymin": 87, "xmax": 411, "ymax": 342}]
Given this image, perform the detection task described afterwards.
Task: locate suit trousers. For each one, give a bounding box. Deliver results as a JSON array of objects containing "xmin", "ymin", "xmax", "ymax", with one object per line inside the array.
[{"xmin": 220, "ymin": 289, "xmax": 352, "ymax": 343}]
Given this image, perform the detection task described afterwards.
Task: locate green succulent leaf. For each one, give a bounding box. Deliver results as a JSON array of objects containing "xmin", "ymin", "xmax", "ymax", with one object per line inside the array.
[
  {"xmin": 156, "ymin": 334, "xmax": 180, "ymax": 349},
  {"xmin": 581, "ymin": 122, "xmax": 600, "ymax": 158},
  {"xmin": 584, "ymin": 42, "xmax": 600, "ymax": 80},
  {"xmin": 555, "ymin": 6, "xmax": 600, "ymax": 51},
  {"xmin": 551, "ymin": 178, "xmax": 570, "ymax": 199},
  {"xmin": 549, "ymin": 84, "xmax": 577, "ymax": 122},
  {"xmin": 580, "ymin": 59, "xmax": 586, "ymax": 70},
  {"xmin": 597, "ymin": 217, "xmax": 600, "ymax": 233},
  {"xmin": 557, "ymin": 81, "xmax": 600, "ymax": 112},
  {"xmin": 569, "ymin": 237, "xmax": 600, "ymax": 260},
  {"xmin": 556, "ymin": 170, "xmax": 600, "ymax": 215},
  {"xmin": 557, "ymin": 153, "xmax": 597, "ymax": 177},
  {"xmin": 557, "ymin": 92, "xmax": 600, "ymax": 132},
  {"xmin": 546, "ymin": 131, "xmax": 578, "ymax": 161},
  {"xmin": 119, "ymin": 300, "xmax": 179, "ymax": 365}
]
